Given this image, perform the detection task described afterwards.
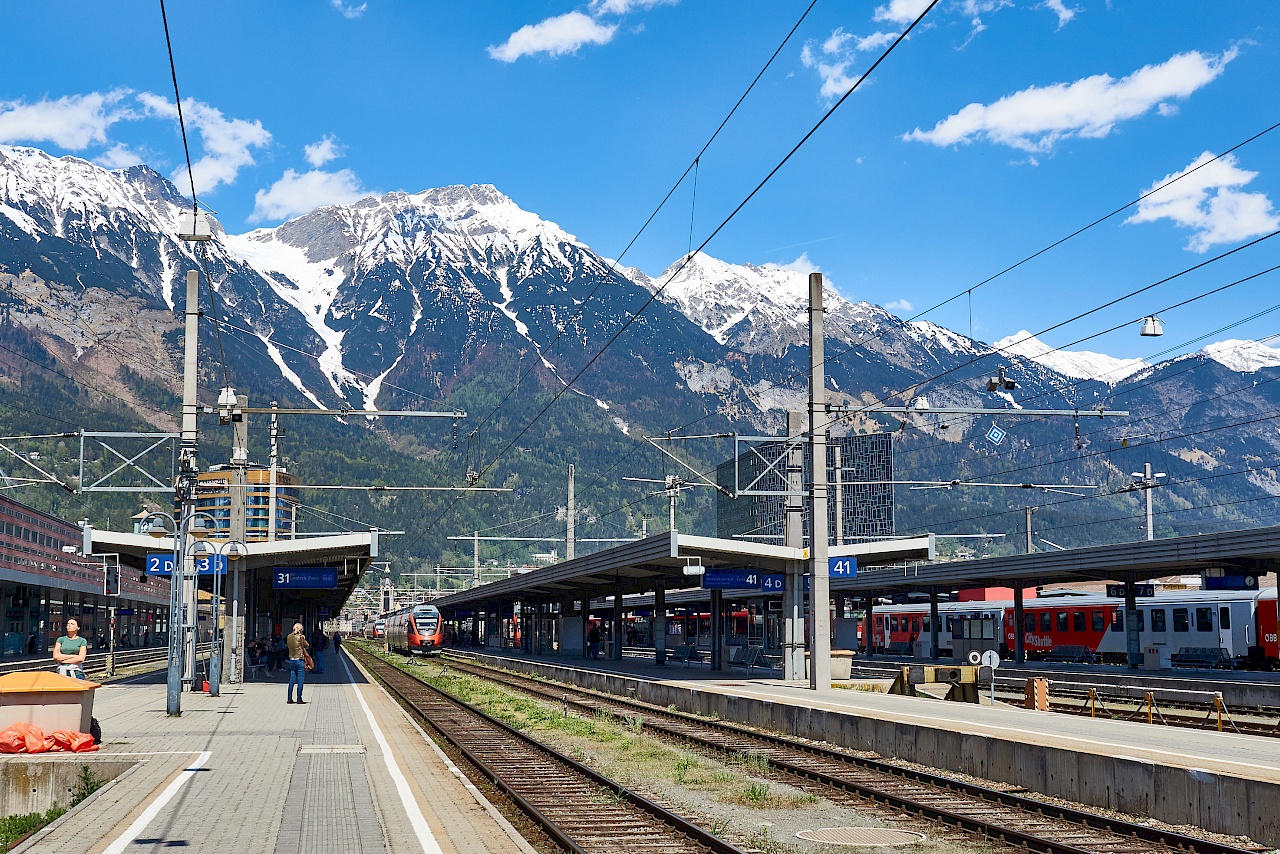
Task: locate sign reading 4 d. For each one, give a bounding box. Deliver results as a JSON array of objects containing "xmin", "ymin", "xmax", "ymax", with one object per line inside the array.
[
  {"xmin": 828, "ymin": 556, "xmax": 858, "ymax": 577},
  {"xmin": 762, "ymin": 574, "xmax": 785, "ymax": 592}
]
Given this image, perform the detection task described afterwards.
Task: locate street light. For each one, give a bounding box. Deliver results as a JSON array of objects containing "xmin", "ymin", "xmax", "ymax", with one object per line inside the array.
[
  {"xmin": 1126, "ymin": 462, "xmax": 1166, "ymax": 541},
  {"xmin": 204, "ymin": 538, "xmax": 247, "ymax": 697},
  {"xmin": 143, "ymin": 509, "xmax": 218, "ymax": 716}
]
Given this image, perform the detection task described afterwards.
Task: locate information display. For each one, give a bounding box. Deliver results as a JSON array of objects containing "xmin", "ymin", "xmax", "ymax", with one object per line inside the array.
[
  {"xmin": 1105, "ymin": 583, "xmax": 1155, "ymax": 598},
  {"xmin": 273, "ymin": 567, "xmax": 338, "ymax": 590},
  {"xmin": 701, "ymin": 568, "xmax": 763, "ymax": 590}
]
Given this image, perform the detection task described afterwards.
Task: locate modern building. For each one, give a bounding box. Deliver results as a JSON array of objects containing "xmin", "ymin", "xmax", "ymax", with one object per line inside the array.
[
  {"xmin": 715, "ymin": 432, "xmax": 894, "ymax": 545},
  {"xmin": 0, "ymin": 495, "xmax": 170, "ymax": 655},
  {"xmin": 196, "ymin": 465, "xmax": 300, "ymax": 541}
]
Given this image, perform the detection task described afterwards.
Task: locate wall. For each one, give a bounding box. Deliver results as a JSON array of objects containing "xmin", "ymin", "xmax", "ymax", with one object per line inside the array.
[
  {"xmin": 458, "ymin": 651, "xmax": 1280, "ymax": 848},
  {"xmin": 0, "ymin": 757, "xmax": 136, "ymax": 816}
]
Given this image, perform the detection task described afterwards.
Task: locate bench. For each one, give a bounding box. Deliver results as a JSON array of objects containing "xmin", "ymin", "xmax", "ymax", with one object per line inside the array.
[
  {"xmin": 884, "ymin": 641, "xmax": 914, "ymax": 657},
  {"xmin": 1171, "ymin": 647, "xmax": 1232, "ymax": 669},
  {"xmin": 669, "ymin": 644, "xmax": 704, "ymax": 666},
  {"xmin": 727, "ymin": 646, "xmax": 763, "ymax": 673},
  {"xmin": 1044, "ymin": 645, "xmax": 1096, "ymax": 664}
]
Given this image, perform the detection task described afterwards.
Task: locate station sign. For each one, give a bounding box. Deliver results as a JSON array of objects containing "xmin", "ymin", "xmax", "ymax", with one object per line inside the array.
[
  {"xmin": 1105, "ymin": 583, "xmax": 1155, "ymax": 598},
  {"xmin": 829, "ymin": 556, "xmax": 858, "ymax": 577},
  {"xmin": 146, "ymin": 553, "xmax": 228, "ymax": 576},
  {"xmin": 1203, "ymin": 574, "xmax": 1259, "ymax": 591},
  {"xmin": 701, "ymin": 568, "xmax": 763, "ymax": 590},
  {"xmin": 273, "ymin": 567, "xmax": 338, "ymax": 590},
  {"xmin": 762, "ymin": 574, "xmax": 785, "ymax": 593},
  {"xmin": 116, "ymin": 609, "xmax": 135, "ymax": 615}
]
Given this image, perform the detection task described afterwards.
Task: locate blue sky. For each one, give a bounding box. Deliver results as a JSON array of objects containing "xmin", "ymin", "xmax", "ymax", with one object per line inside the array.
[{"xmin": 1, "ymin": 1, "xmax": 1277, "ymax": 361}]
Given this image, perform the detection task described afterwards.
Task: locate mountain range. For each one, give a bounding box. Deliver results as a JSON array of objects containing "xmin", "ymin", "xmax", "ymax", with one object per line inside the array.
[{"xmin": 2, "ymin": 144, "xmax": 1280, "ymax": 572}]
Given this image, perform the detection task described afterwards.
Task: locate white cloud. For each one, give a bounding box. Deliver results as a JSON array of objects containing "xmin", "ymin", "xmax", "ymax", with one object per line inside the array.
[
  {"xmin": 330, "ymin": 0, "xmax": 367, "ymax": 19},
  {"xmin": 139, "ymin": 92, "xmax": 271, "ymax": 194},
  {"xmin": 885, "ymin": 298, "xmax": 914, "ymax": 312},
  {"xmin": 94, "ymin": 143, "xmax": 144, "ymax": 169},
  {"xmin": 957, "ymin": 0, "xmax": 1012, "ymax": 47},
  {"xmin": 763, "ymin": 252, "xmax": 822, "ymax": 275},
  {"xmin": 589, "ymin": 0, "xmax": 676, "ymax": 14},
  {"xmin": 873, "ymin": 0, "xmax": 932, "ymax": 25},
  {"xmin": 904, "ymin": 48, "xmax": 1236, "ymax": 152},
  {"xmin": 304, "ymin": 135, "xmax": 345, "ymax": 168},
  {"xmin": 249, "ymin": 168, "xmax": 367, "ymax": 223},
  {"xmin": 1126, "ymin": 152, "xmax": 1280, "ymax": 253},
  {"xmin": 1040, "ymin": 0, "xmax": 1079, "ymax": 28},
  {"xmin": 801, "ymin": 27, "xmax": 898, "ymax": 100},
  {"xmin": 488, "ymin": 12, "xmax": 618, "ymax": 62},
  {"xmin": 0, "ymin": 90, "xmax": 134, "ymax": 150}
]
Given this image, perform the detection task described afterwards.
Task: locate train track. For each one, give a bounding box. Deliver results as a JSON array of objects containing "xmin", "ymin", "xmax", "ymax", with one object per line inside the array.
[
  {"xmin": 0, "ymin": 644, "xmax": 214, "ymax": 679},
  {"xmin": 350, "ymin": 647, "xmax": 748, "ymax": 854},
  {"xmin": 440, "ymin": 653, "xmax": 1263, "ymax": 854}
]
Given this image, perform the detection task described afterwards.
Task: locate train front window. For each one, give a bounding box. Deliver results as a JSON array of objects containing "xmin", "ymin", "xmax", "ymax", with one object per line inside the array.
[
  {"xmin": 1151, "ymin": 609, "xmax": 1165, "ymax": 632},
  {"xmin": 1172, "ymin": 608, "xmax": 1189, "ymax": 632},
  {"xmin": 1194, "ymin": 607, "xmax": 1212, "ymax": 632},
  {"xmin": 1219, "ymin": 606, "xmax": 1231, "ymax": 630}
]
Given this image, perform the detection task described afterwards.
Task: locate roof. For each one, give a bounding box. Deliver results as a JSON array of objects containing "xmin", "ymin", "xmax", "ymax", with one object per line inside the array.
[
  {"xmin": 0, "ymin": 672, "xmax": 100, "ymax": 693},
  {"xmin": 434, "ymin": 532, "xmax": 934, "ymax": 609},
  {"xmin": 835, "ymin": 524, "xmax": 1280, "ymax": 595}
]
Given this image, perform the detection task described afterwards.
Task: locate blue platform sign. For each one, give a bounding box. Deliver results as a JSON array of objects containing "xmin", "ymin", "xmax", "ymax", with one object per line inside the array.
[
  {"xmin": 829, "ymin": 556, "xmax": 858, "ymax": 577},
  {"xmin": 701, "ymin": 568, "xmax": 762, "ymax": 590},
  {"xmin": 762, "ymin": 573, "xmax": 786, "ymax": 593},
  {"xmin": 274, "ymin": 567, "xmax": 338, "ymax": 590},
  {"xmin": 146, "ymin": 553, "xmax": 227, "ymax": 576}
]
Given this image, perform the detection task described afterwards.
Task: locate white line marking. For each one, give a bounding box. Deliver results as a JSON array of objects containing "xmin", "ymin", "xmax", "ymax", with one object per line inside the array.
[
  {"xmin": 101, "ymin": 751, "xmax": 211, "ymax": 854},
  {"xmin": 341, "ymin": 653, "xmax": 445, "ymax": 854}
]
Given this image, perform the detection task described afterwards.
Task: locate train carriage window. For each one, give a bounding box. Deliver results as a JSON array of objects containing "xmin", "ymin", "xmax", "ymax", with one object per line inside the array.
[
  {"xmin": 1151, "ymin": 609, "xmax": 1165, "ymax": 632},
  {"xmin": 891, "ymin": 616, "xmax": 899, "ymax": 632},
  {"xmin": 1024, "ymin": 614, "xmax": 1035, "ymax": 633},
  {"xmin": 1041, "ymin": 612, "xmax": 1052, "ymax": 632},
  {"xmin": 1172, "ymin": 608, "xmax": 1189, "ymax": 633},
  {"xmin": 1091, "ymin": 611, "xmax": 1105, "ymax": 632},
  {"xmin": 1219, "ymin": 607, "xmax": 1231, "ymax": 630},
  {"xmin": 1135, "ymin": 609, "xmax": 1145, "ymax": 632},
  {"xmin": 911, "ymin": 618, "xmax": 920, "ymax": 633},
  {"xmin": 1072, "ymin": 611, "xmax": 1085, "ymax": 632},
  {"xmin": 1195, "ymin": 607, "xmax": 1212, "ymax": 633},
  {"xmin": 1056, "ymin": 612, "xmax": 1068, "ymax": 632},
  {"xmin": 946, "ymin": 617, "xmax": 955, "ymax": 633},
  {"xmin": 1110, "ymin": 611, "xmax": 1123, "ymax": 632}
]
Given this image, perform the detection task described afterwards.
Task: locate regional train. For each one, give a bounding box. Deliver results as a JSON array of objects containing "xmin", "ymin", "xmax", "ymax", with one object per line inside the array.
[
  {"xmin": 363, "ymin": 618, "xmax": 386, "ymax": 640},
  {"xmin": 864, "ymin": 588, "xmax": 1279, "ymax": 667},
  {"xmin": 385, "ymin": 604, "xmax": 444, "ymax": 655}
]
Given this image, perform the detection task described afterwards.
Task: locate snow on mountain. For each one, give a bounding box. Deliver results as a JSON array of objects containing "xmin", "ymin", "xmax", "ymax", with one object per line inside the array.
[
  {"xmin": 994, "ymin": 331, "xmax": 1149, "ymax": 383},
  {"xmin": 1200, "ymin": 339, "xmax": 1280, "ymax": 373}
]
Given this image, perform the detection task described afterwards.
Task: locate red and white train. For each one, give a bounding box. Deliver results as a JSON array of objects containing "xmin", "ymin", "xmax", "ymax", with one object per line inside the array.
[
  {"xmin": 385, "ymin": 604, "xmax": 444, "ymax": 655},
  {"xmin": 864, "ymin": 588, "xmax": 1279, "ymax": 667}
]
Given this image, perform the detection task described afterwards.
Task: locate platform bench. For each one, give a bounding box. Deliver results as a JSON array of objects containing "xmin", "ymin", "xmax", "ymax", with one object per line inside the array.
[
  {"xmin": 669, "ymin": 644, "xmax": 704, "ymax": 666},
  {"xmin": 728, "ymin": 646, "xmax": 763, "ymax": 673},
  {"xmin": 1044, "ymin": 645, "xmax": 1096, "ymax": 664},
  {"xmin": 1170, "ymin": 647, "xmax": 1232, "ymax": 669},
  {"xmin": 885, "ymin": 641, "xmax": 914, "ymax": 657}
]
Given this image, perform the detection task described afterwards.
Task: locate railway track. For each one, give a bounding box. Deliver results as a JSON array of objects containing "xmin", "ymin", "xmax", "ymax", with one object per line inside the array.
[
  {"xmin": 0, "ymin": 645, "xmax": 186, "ymax": 678},
  {"xmin": 440, "ymin": 653, "xmax": 1264, "ymax": 854},
  {"xmin": 350, "ymin": 648, "xmax": 748, "ymax": 854}
]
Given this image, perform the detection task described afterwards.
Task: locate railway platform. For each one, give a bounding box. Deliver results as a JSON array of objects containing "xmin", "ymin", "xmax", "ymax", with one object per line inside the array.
[
  {"xmin": 12, "ymin": 649, "xmax": 534, "ymax": 854},
  {"xmin": 452, "ymin": 648, "xmax": 1280, "ymax": 847}
]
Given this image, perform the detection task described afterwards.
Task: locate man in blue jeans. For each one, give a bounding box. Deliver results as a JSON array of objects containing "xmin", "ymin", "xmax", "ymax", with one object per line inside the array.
[{"xmin": 286, "ymin": 622, "xmax": 310, "ymax": 704}]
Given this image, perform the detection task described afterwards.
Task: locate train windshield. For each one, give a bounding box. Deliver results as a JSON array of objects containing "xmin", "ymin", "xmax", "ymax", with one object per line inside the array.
[{"xmin": 414, "ymin": 608, "xmax": 439, "ymax": 633}]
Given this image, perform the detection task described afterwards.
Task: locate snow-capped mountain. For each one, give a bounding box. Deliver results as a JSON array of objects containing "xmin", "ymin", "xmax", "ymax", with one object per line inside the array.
[
  {"xmin": 1197, "ymin": 339, "xmax": 1280, "ymax": 374},
  {"xmin": 994, "ymin": 331, "xmax": 1149, "ymax": 384}
]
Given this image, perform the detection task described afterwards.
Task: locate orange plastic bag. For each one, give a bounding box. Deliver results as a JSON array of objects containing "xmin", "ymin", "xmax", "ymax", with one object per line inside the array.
[
  {"xmin": 50, "ymin": 731, "xmax": 97, "ymax": 753},
  {"xmin": 0, "ymin": 727, "xmax": 24, "ymax": 753},
  {"xmin": 13, "ymin": 722, "xmax": 50, "ymax": 753}
]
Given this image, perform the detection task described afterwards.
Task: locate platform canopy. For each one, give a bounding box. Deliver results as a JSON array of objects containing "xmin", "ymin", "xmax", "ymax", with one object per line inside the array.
[
  {"xmin": 834, "ymin": 524, "xmax": 1280, "ymax": 596},
  {"xmin": 434, "ymin": 532, "xmax": 934, "ymax": 609},
  {"xmin": 86, "ymin": 527, "xmax": 379, "ymax": 605}
]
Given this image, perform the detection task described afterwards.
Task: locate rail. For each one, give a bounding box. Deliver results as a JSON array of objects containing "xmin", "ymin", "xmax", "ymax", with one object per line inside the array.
[
  {"xmin": 442, "ymin": 652, "xmax": 1262, "ymax": 854},
  {"xmin": 0, "ymin": 644, "xmax": 213, "ymax": 678}
]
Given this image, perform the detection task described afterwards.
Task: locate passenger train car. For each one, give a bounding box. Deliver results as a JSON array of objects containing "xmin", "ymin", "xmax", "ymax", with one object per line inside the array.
[
  {"xmin": 385, "ymin": 604, "xmax": 444, "ymax": 655},
  {"xmin": 363, "ymin": 618, "xmax": 386, "ymax": 640},
  {"xmin": 863, "ymin": 588, "xmax": 1279, "ymax": 667}
]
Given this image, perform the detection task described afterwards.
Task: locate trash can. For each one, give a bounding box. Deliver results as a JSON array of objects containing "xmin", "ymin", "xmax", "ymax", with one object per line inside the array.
[{"xmin": 0, "ymin": 672, "xmax": 99, "ymax": 734}]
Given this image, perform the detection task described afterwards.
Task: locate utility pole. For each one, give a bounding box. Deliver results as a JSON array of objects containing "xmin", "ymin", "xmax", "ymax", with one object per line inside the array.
[
  {"xmin": 1025, "ymin": 506, "xmax": 1035, "ymax": 555},
  {"xmin": 566, "ymin": 464, "xmax": 575, "ymax": 560},
  {"xmin": 267, "ymin": 402, "xmax": 280, "ymax": 541},
  {"xmin": 224, "ymin": 393, "xmax": 248, "ymax": 687},
  {"xmin": 808, "ymin": 272, "xmax": 831, "ymax": 691},
  {"xmin": 171, "ymin": 269, "xmax": 201, "ymax": 714},
  {"xmin": 473, "ymin": 531, "xmax": 480, "ymax": 587}
]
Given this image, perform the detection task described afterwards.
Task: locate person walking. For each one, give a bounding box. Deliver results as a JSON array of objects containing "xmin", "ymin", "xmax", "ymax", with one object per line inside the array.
[
  {"xmin": 309, "ymin": 627, "xmax": 326, "ymax": 674},
  {"xmin": 587, "ymin": 622, "xmax": 601, "ymax": 660},
  {"xmin": 286, "ymin": 623, "xmax": 310, "ymax": 704},
  {"xmin": 52, "ymin": 619, "xmax": 88, "ymax": 678},
  {"xmin": 332, "ymin": 632, "xmax": 342, "ymax": 657}
]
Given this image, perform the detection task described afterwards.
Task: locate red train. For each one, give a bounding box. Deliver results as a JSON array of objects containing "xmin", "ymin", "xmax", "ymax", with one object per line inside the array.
[
  {"xmin": 386, "ymin": 604, "xmax": 444, "ymax": 655},
  {"xmin": 864, "ymin": 588, "xmax": 1279, "ymax": 667}
]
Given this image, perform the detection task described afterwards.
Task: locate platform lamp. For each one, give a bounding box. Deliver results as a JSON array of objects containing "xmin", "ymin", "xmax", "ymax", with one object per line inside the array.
[
  {"xmin": 144, "ymin": 510, "xmax": 216, "ymax": 716},
  {"xmin": 198, "ymin": 538, "xmax": 248, "ymax": 697},
  {"xmin": 1140, "ymin": 316, "xmax": 1164, "ymax": 337}
]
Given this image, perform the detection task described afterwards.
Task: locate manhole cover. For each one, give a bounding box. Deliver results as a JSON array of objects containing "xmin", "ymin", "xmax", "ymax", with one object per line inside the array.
[{"xmin": 796, "ymin": 827, "xmax": 925, "ymax": 846}]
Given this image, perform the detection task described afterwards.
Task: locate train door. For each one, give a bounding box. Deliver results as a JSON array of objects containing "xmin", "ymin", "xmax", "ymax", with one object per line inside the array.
[{"xmin": 1218, "ymin": 602, "xmax": 1236, "ymax": 658}]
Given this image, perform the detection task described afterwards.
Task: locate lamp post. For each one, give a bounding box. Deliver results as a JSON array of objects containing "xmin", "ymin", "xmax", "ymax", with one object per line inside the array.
[
  {"xmin": 1128, "ymin": 462, "xmax": 1166, "ymax": 541},
  {"xmin": 143, "ymin": 510, "xmax": 216, "ymax": 716},
  {"xmin": 198, "ymin": 538, "xmax": 247, "ymax": 697}
]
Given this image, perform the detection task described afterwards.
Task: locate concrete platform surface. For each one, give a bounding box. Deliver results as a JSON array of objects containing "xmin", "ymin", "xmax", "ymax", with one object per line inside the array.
[{"xmin": 14, "ymin": 648, "xmax": 534, "ymax": 854}]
